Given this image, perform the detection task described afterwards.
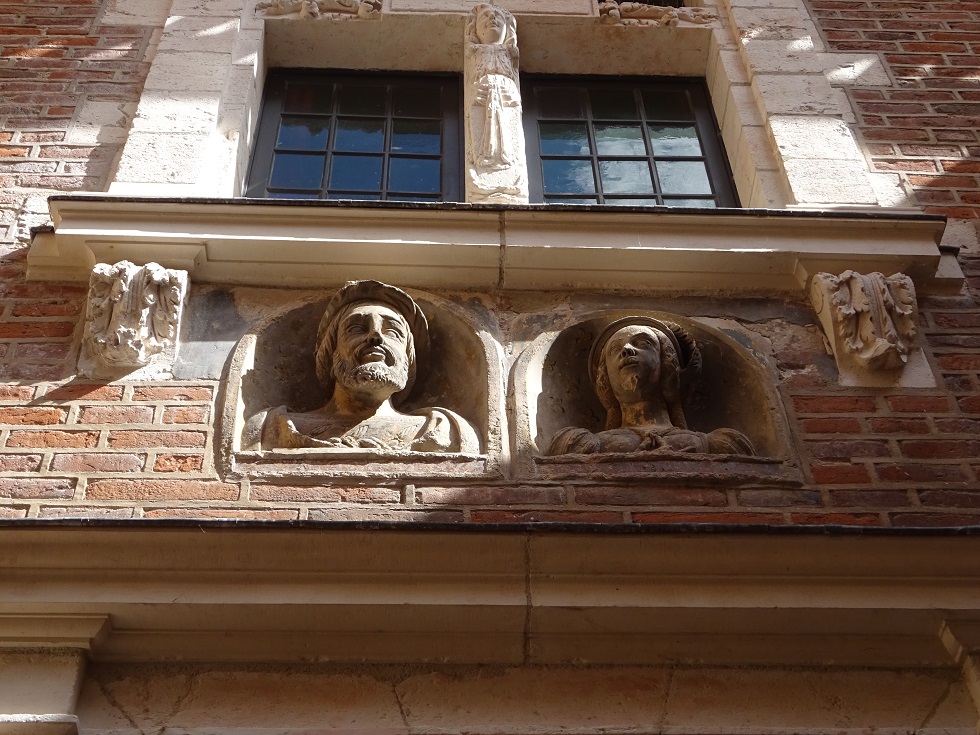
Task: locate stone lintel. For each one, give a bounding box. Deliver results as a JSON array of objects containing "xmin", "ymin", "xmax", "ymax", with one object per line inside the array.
[
  {"xmin": 0, "ymin": 525, "xmax": 979, "ymax": 667},
  {"xmin": 28, "ymin": 197, "xmax": 959, "ymax": 295}
]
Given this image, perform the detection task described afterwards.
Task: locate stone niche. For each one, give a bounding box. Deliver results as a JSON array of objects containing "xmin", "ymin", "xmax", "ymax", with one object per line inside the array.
[
  {"xmin": 515, "ymin": 312, "xmax": 799, "ymax": 484},
  {"xmin": 220, "ymin": 288, "xmax": 504, "ymax": 481}
]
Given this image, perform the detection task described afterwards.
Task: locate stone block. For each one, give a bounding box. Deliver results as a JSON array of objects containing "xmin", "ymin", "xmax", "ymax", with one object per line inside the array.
[
  {"xmin": 131, "ymin": 94, "xmax": 221, "ymax": 134},
  {"xmin": 768, "ymin": 115, "xmax": 864, "ymax": 161},
  {"xmin": 753, "ymin": 73, "xmax": 853, "ymax": 120},
  {"xmin": 782, "ymin": 157, "xmax": 877, "ymax": 205},
  {"xmin": 65, "ymin": 101, "xmax": 130, "ymax": 146},
  {"xmin": 113, "ymin": 132, "xmax": 207, "ymax": 185},
  {"xmin": 0, "ymin": 651, "xmax": 85, "ymax": 716},
  {"xmin": 731, "ymin": 7, "xmax": 823, "ymax": 45},
  {"xmin": 100, "ymin": 0, "xmax": 171, "ymax": 25},
  {"xmin": 143, "ymin": 51, "xmax": 232, "ymax": 93},
  {"xmin": 743, "ymin": 41, "xmax": 889, "ymax": 86}
]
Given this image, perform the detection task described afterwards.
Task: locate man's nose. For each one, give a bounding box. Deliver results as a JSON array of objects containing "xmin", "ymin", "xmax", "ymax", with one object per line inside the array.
[{"xmin": 622, "ymin": 343, "xmax": 637, "ymax": 355}]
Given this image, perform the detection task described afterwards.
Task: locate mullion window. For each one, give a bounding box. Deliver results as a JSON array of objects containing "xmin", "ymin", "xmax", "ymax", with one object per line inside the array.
[
  {"xmin": 247, "ymin": 71, "xmax": 460, "ymax": 202},
  {"xmin": 524, "ymin": 76, "xmax": 738, "ymax": 208}
]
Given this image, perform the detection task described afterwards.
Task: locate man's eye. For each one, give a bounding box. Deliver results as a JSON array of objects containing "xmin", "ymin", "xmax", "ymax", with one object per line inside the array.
[
  {"xmin": 385, "ymin": 328, "xmax": 405, "ymax": 338},
  {"xmin": 347, "ymin": 325, "xmax": 365, "ymax": 335}
]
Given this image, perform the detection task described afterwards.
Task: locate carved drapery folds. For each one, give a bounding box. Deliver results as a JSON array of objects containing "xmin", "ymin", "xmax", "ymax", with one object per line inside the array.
[
  {"xmin": 810, "ymin": 270, "xmax": 932, "ymax": 387},
  {"xmin": 80, "ymin": 260, "xmax": 188, "ymax": 378},
  {"xmin": 464, "ymin": 4, "xmax": 529, "ymax": 204},
  {"xmin": 254, "ymin": 0, "xmax": 381, "ymax": 20},
  {"xmin": 598, "ymin": 1, "xmax": 716, "ymax": 27}
]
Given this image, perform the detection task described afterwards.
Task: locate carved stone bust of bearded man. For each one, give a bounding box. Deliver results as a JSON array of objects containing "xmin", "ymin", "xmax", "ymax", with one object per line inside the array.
[
  {"xmin": 549, "ymin": 317, "xmax": 755, "ymax": 457},
  {"xmin": 250, "ymin": 281, "xmax": 479, "ymax": 454}
]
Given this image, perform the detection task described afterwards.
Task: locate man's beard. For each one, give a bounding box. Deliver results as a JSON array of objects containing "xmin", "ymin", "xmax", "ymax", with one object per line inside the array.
[{"xmin": 334, "ymin": 355, "xmax": 409, "ymax": 396}]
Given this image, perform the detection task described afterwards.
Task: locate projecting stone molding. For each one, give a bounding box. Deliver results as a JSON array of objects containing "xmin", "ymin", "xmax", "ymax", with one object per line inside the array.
[
  {"xmin": 79, "ymin": 260, "xmax": 189, "ymax": 380},
  {"xmin": 597, "ymin": 2, "xmax": 716, "ymax": 28},
  {"xmin": 810, "ymin": 270, "xmax": 936, "ymax": 388}
]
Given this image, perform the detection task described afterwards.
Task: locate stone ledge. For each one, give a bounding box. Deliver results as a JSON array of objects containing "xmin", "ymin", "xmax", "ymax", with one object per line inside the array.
[
  {"xmin": 27, "ymin": 197, "xmax": 960, "ymax": 294},
  {"xmin": 1, "ymin": 525, "xmax": 979, "ymax": 666}
]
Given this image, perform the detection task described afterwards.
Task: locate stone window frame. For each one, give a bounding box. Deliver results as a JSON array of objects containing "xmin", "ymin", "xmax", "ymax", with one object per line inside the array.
[{"xmin": 100, "ymin": 0, "xmax": 904, "ymax": 212}]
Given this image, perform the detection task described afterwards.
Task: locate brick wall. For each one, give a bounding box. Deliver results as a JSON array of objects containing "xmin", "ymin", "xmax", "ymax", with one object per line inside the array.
[{"xmin": 809, "ymin": 0, "xmax": 980, "ymax": 219}]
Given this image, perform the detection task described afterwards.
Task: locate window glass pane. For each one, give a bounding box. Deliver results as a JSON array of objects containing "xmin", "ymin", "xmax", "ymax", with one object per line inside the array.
[
  {"xmin": 388, "ymin": 157, "xmax": 441, "ymax": 193},
  {"xmin": 605, "ymin": 198, "xmax": 660, "ymax": 205},
  {"xmin": 545, "ymin": 197, "xmax": 598, "ymax": 204},
  {"xmin": 641, "ymin": 89, "xmax": 694, "ymax": 121},
  {"xmin": 337, "ymin": 85, "xmax": 386, "ymax": 116},
  {"xmin": 539, "ymin": 123, "xmax": 590, "ymax": 156},
  {"xmin": 269, "ymin": 153, "xmax": 324, "ymax": 190},
  {"xmin": 391, "ymin": 120, "xmax": 441, "ymax": 154},
  {"xmin": 335, "ymin": 119, "xmax": 384, "ymax": 152},
  {"xmin": 388, "ymin": 195, "xmax": 440, "ymax": 202},
  {"xmin": 329, "ymin": 154, "xmax": 383, "ymax": 191},
  {"xmin": 657, "ymin": 160, "xmax": 713, "ymax": 195},
  {"xmin": 283, "ymin": 84, "xmax": 332, "ymax": 113},
  {"xmin": 327, "ymin": 193, "xmax": 382, "ymax": 200},
  {"xmin": 267, "ymin": 191, "xmax": 320, "ymax": 199},
  {"xmin": 542, "ymin": 159, "xmax": 595, "ymax": 194},
  {"xmin": 276, "ymin": 117, "xmax": 329, "ymax": 150},
  {"xmin": 648, "ymin": 125, "xmax": 703, "ymax": 157},
  {"xmin": 664, "ymin": 198, "xmax": 717, "ymax": 208},
  {"xmin": 599, "ymin": 160, "xmax": 653, "ymax": 194},
  {"xmin": 393, "ymin": 85, "xmax": 442, "ymax": 118},
  {"xmin": 536, "ymin": 88, "xmax": 583, "ymax": 119},
  {"xmin": 594, "ymin": 124, "xmax": 645, "ymax": 156},
  {"xmin": 589, "ymin": 89, "xmax": 637, "ymax": 120}
]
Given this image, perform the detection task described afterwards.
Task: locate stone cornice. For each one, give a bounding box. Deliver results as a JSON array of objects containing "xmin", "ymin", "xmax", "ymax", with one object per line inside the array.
[
  {"xmin": 27, "ymin": 197, "xmax": 961, "ymax": 295},
  {"xmin": 1, "ymin": 524, "xmax": 978, "ymax": 667}
]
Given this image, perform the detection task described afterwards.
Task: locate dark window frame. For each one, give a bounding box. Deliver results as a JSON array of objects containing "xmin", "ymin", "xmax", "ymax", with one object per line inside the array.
[
  {"xmin": 246, "ymin": 69, "xmax": 463, "ymax": 202},
  {"xmin": 521, "ymin": 75, "xmax": 739, "ymax": 208}
]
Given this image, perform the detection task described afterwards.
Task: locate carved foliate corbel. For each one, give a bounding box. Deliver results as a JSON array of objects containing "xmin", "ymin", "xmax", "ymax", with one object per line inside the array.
[
  {"xmin": 598, "ymin": 1, "xmax": 715, "ymax": 27},
  {"xmin": 810, "ymin": 270, "xmax": 920, "ymax": 381},
  {"xmin": 254, "ymin": 0, "xmax": 380, "ymax": 20},
  {"xmin": 80, "ymin": 261, "xmax": 188, "ymax": 376}
]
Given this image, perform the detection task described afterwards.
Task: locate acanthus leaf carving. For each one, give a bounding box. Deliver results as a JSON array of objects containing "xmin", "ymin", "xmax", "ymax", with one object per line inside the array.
[
  {"xmin": 82, "ymin": 260, "xmax": 189, "ymax": 373},
  {"xmin": 254, "ymin": 0, "xmax": 380, "ymax": 20},
  {"xmin": 811, "ymin": 270, "xmax": 919, "ymax": 376},
  {"xmin": 598, "ymin": 1, "xmax": 716, "ymax": 27}
]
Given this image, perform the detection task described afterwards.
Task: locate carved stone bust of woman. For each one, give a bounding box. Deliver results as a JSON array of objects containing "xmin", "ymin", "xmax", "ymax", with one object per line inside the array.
[{"xmin": 549, "ymin": 317, "xmax": 755, "ymax": 456}]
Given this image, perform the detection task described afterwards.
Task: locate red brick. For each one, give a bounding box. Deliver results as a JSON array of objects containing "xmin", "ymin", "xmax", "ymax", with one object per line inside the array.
[
  {"xmin": 50, "ymin": 452, "xmax": 144, "ymax": 472},
  {"xmin": 0, "ymin": 321, "xmax": 75, "ymax": 338},
  {"xmin": 789, "ymin": 512, "xmax": 883, "ymax": 526},
  {"xmin": 934, "ymin": 418, "xmax": 980, "ymax": 432},
  {"xmin": 0, "ymin": 407, "xmax": 66, "ymax": 425},
  {"xmin": 251, "ymin": 485, "xmax": 401, "ymax": 503},
  {"xmin": 10, "ymin": 300, "xmax": 83, "ymax": 317},
  {"xmin": 0, "ymin": 385, "xmax": 35, "ymax": 400},
  {"xmin": 736, "ymin": 490, "xmax": 821, "ymax": 508},
  {"xmin": 891, "ymin": 512, "xmax": 980, "ymax": 527},
  {"xmin": 471, "ymin": 510, "xmax": 623, "ymax": 523},
  {"xmin": 12, "ymin": 342, "xmax": 72, "ymax": 361},
  {"xmin": 0, "ymin": 478, "xmax": 74, "ymax": 499},
  {"xmin": 162, "ymin": 405, "xmax": 209, "ymax": 424},
  {"xmin": 900, "ymin": 440, "xmax": 980, "ymax": 459},
  {"xmin": 918, "ymin": 490, "xmax": 980, "ymax": 508},
  {"xmin": 132, "ymin": 386, "xmax": 213, "ymax": 401},
  {"xmin": 143, "ymin": 508, "xmax": 300, "ymax": 520},
  {"xmin": 793, "ymin": 396, "xmax": 877, "ymax": 413},
  {"xmin": 632, "ymin": 511, "xmax": 784, "ymax": 525},
  {"xmin": 108, "ymin": 430, "xmax": 206, "ymax": 448},
  {"xmin": 807, "ymin": 440, "xmax": 892, "ymax": 460},
  {"xmin": 876, "ymin": 462, "xmax": 969, "ymax": 482},
  {"xmin": 933, "ymin": 312, "xmax": 980, "ymax": 328},
  {"xmin": 867, "ymin": 417, "xmax": 931, "ymax": 434},
  {"xmin": 78, "ymin": 405, "xmax": 153, "ymax": 424},
  {"xmin": 152, "ymin": 454, "xmax": 204, "ymax": 472},
  {"xmin": 42, "ymin": 384, "xmax": 123, "ymax": 401},
  {"xmin": 307, "ymin": 509, "xmax": 463, "ymax": 523},
  {"xmin": 572, "ymin": 487, "xmax": 726, "ymax": 506},
  {"xmin": 86, "ymin": 479, "xmax": 239, "ymax": 501},
  {"xmin": 38, "ymin": 506, "xmax": 135, "ymax": 519},
  {"xmin": 812, "ymin": 463, "xmax": 873, "ymax": 484},
  {"xmin": 886, "ymin": 395, "xmax": 951, "ymax": 412},
  {"xmin": 0, "ymin": 506, "xmax": 28, "ymax": 518},
  {"xmin": 939, "ymin": 355, "xmax": 980, "ymax": 370},
  {"xmin": 800, "ymin": 417, "xmax": 862, "ymax": 434},
  {"xmin": 6, "ymin": 430, "xmax": 98, "ymax": 448},
  {"xmin": 0, "ymin": 453, "xmax": 42, "ymax": 471},
  {"xmin": 828, "ymin": 490, "xmax": 911, "ymax": 508},
  {"xmin": 418, "ymin": 485, "xmax": 566, "ymax": 505}
]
